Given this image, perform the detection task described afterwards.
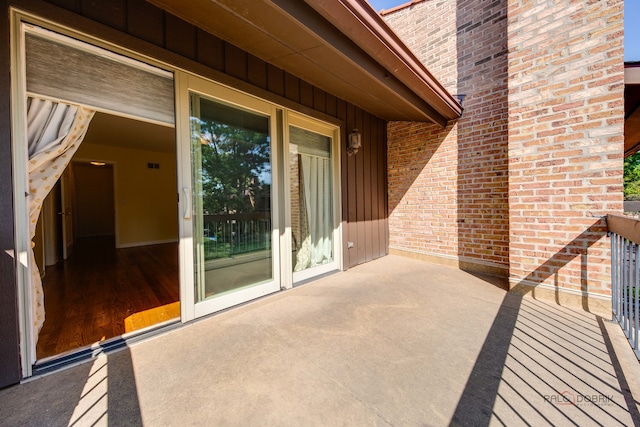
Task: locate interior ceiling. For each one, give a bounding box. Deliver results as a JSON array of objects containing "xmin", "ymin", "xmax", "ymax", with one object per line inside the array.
[
  {"xmin": 83, "ymin": 112, "xmax": 175, "ymax": 153},
  {"xmin": 146, "ymin": 0, "xmax": 461, "ymax": 126}
]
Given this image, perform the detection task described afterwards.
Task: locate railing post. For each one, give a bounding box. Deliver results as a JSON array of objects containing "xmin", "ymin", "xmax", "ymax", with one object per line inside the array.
[
  {"xmin": 612, "ymin": 232, "xmax": 618, "ymax": 321},
  {"xmin": 625, "ymin": 239, "xmax": 630, "ymax": 337},
  {"xmin": 622, "ymin": 237, "xmax": 627, "ymax": 330},
  {"xmin": 629, "ymin": 243, "xmax": 640, "ymax": 352}
]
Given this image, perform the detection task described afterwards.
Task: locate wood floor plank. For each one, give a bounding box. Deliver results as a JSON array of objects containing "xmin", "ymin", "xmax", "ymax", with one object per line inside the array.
[{"xmin": 36, "ymin": 237, "xmax": 179, "ymax": 360}]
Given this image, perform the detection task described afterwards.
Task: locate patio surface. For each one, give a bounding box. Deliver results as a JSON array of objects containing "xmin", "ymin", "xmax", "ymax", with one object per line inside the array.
[{"xmin": 1, "ymin": 255, "xmax": 639, "ymax": 426}]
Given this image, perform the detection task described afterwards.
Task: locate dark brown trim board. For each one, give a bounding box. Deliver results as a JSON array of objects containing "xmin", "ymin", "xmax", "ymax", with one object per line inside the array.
[{"xmin": 0, "ymin": 3, "xmax": 22, "ymax": 388}]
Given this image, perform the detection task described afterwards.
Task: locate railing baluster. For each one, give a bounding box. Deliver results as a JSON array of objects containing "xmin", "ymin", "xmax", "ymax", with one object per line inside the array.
[
  {"xmin": 622, "ymin": 237, "xmax": 627, "ymax": 330},
  {"xmin": 618, "ymin": 234, "xmax": 622, "ymax": 320},
  {"xmin": 629, "ymin": 243, "xmax": 640, "ymax": 351},
  {"xmin": 619, "ymin": 234, "xmax": 623, "ymax": 322},
  {"xmin": 626, "ymin": 239, "xmax": 630, "ymax": 336},
  {"xmin": 626, "ymin": 239, "xmax": 631, "ymax": 337},
  {"xmin": 625, "ymin": 239, "xmax": 629, "ymax": 334},
  {"xmin": 630, "ymin": 240, "xmax": 633, "ymax": 339},
  {"xmin": 628, "ymin": 239, "xmax": 633, "ymax": 339},
  {"xmin": 201, "ymin": 214, "xmax": 271, "ymax": 260},
  {"xmin": 612, "ymin": 232, "xmax": 618, "ymax": 320},
  {"xmin": 229, "ymin": 220, "xmax": 232, "ymax": 256},
  {"xmin": 632, "ymin": 241, "xmax": 636, "ymax": 342}
]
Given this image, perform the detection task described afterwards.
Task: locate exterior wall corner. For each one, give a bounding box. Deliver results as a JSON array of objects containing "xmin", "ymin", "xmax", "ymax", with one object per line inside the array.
[
  {"xmin": 506, "ymin": 0, "xmax": 624, "ymax": 302},
  {"xmin": 384, "ymin": 0, "xmax": 510, "ymax": 275}
]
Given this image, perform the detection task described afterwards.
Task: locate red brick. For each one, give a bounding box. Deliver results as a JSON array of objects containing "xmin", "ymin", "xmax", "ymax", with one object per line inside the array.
[{"xmin": 384, "ymin": 0, "xmax": 623, "ymax": 298}]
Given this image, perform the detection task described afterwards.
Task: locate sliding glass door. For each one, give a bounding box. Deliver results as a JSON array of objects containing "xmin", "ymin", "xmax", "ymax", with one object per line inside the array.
[
  {"xmin": 177, "ymin": 76, "xmax": 340, "ymax": 320},
  {"xmin": 288, "ymin": 114, "xmax": 341, "ymax": 283},
  {"xmin": 13, "ymin": 19, "xmax": 344, "ymax": 375},
  {"xmin": 179, "ymin": 76, "xmax": 280, "ymax": 318}
]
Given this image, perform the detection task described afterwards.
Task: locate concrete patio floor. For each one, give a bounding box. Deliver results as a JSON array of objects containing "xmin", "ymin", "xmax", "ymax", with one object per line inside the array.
[{"xmin": 1, "ymin": 255, "xmax": 640, "ymax": 426}]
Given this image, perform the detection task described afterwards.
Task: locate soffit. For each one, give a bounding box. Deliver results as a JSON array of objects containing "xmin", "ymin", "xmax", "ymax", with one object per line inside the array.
[
  {"xmin": 626, "ymin": 94, "xmax": 640, "ymax": 156},
  {"xmin": 626, "ymin": 64, "xmax": 640, "ymax": 156},
  {"xmin": 146, "ymin": 0, "xmax": 461, "ymax": 126}
]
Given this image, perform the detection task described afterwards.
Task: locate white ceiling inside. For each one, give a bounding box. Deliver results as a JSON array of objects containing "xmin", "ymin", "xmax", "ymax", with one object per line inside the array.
[{"xmin": 83, "ymin": 112, "xmax": 175, "ymax": 153}]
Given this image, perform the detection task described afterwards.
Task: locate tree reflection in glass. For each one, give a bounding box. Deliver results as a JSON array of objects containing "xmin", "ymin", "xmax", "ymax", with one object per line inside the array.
[{"xmin": 190, "ymin": 95, "xmax": 272, "ymax": 300}]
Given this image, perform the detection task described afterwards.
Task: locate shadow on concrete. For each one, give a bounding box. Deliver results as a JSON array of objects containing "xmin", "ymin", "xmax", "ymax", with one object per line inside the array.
[
  {"xmin": 0, "ymin": 254, "xmax": 638, "ymax": 425},
  {"xmin": 450, "ymin": 219, "xmax": 640, "ymax": 426},
  {"xmin": 0, "ymin": 346, "xmax": 142, "ymax": 426},
  {"xmin": 463, "ymin": 269, "xmax": 509, "ymax": 291}
]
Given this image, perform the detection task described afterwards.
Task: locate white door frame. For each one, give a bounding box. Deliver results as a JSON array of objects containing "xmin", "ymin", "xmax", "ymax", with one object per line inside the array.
[
  {"xmin": 11, "ymin": 9, "xmax": 344, "ymax": 377},
  {"xmin": 176, "ymin": 73, "xmax": 282, "ymax": 322},
  {"xmin": 10, "ymin": 12, "xmax": 178, "ymax": 375},
  {"xmin": 284, "ymin": 112, "xmax": 343, "ymax": 285}
]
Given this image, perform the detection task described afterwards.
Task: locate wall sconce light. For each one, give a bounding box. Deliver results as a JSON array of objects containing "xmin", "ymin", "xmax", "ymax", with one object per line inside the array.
[
  {"xmin": 90, "ymin": 161, "xmax": 106, "ymax": 166},
  {"xmin": 454, "ymin": 94, "xmax": 467, "ymax": 107},
  {"xmin": 348, "ymin": 128, "xmax": 361, "ymax": 156}
]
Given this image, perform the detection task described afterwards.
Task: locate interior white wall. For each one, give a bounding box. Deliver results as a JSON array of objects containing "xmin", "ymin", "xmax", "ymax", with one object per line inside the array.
[{"xmin": 75, "ymin": 142, "xmax": 178, "ymax": 248}]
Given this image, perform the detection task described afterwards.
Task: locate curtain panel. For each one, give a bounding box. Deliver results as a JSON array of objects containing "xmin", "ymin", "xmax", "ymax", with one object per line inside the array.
[
  {"xmin": 26, "ymin": 97, "xmax": 95, "ymax": 363},
  {"xmin": 294, "ymin": 154, "xmax": 332, "ymax": 271}
]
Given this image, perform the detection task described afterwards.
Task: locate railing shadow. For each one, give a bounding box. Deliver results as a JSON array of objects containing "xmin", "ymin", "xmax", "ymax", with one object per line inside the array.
[
  {"xmin": 0, "ymin": 346, "xmax": 142, "ymax": 426},
  {"xmin": 450, "ymin": 219, "xmax": 640, "ymax": 426}
]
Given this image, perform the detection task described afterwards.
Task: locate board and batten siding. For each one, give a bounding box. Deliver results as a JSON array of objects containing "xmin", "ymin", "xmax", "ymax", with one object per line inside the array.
[
  {"xmin": 9, "ymin": 0, "xmax": 389, "ymax": 269},
  {"xmin": 36, "ymin": 0, "xmax": 389, "ymax": 268},
  {"xmin": 0, "ymin": 0, "xmax": 390, "ymax": 386}
]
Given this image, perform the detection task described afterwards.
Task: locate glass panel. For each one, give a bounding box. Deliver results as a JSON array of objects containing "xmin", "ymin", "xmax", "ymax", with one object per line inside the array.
[
  {"xmin": 289, "ymin": 126, "xmax": 333, "ymax": 272},
  {"xmin": 191, "ymin": 94, "xmax": 272, "ymax": 302}
]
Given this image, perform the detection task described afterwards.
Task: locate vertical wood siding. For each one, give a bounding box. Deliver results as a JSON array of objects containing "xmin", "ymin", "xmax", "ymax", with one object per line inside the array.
[
  {"xmin": 0, "ymin": 0, "xmax": 390, "ymax": 386},
  {"xmin": 9, "ymin": 0, "xmax": 388, "ymax": 274}
]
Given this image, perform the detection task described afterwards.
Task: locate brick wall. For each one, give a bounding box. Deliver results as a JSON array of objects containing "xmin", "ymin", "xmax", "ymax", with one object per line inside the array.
[
  {"xmin": 383, "ymin": 0, "xmax": 458, "ymax": 93},
  {"xmin": 384, "ymin": 0, "xmax": 510, "ymax": 275},
  {"xmin": 507, "ymin": 0, "xmax": 624, "ymax": 304},
  {"xmin": 387, "ymin": 121, "xmax": 459, "ymax": 259},
  {"xmin": 384, "ymin": 0, "xmax": 623, "ymax": 308}
]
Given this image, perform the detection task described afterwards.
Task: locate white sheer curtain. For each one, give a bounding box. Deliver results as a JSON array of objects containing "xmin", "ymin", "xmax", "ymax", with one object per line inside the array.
[
  {"xmin": 294, "ymin": 154, "xmax": 332, "ymax": 271},
  {"xmin": 27, "ymin": 96, "xmax": 95, "ymax": 362}
]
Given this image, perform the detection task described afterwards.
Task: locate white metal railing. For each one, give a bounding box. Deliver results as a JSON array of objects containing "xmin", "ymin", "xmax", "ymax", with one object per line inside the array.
[
  {"xmin": 609, "ymin": 214, "xmax": 640, "ymax": 359},
  {"xmin": 202, "ymin": 213, "xmax": 271, "ymax": 260}
]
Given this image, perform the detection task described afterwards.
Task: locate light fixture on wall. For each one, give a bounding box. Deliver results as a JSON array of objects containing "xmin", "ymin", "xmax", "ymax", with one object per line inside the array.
[
  {"xmin": 90, "ymin": 161, "xmax": 106, "ymax": 166},
  {"xmin": 454, "ymin": 94, "xmax": 467, "ymax": 107},
  {"xmin": 348, "ymin": 128, "xmax": 361, "ymax": 156}
]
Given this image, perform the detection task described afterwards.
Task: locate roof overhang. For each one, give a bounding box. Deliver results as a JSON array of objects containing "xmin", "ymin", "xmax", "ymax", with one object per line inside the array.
[
  {"xmin": 626, "ymin": 63, "xmax": 640, "ymax": 156},
  {"xmin": 146, "ymin": 0, "xmax": 462, "ymax": 126}
]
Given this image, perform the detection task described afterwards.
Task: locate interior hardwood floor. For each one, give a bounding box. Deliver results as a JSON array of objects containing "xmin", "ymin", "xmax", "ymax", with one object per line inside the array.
[{"xmin": 36, "ymin": 236, "xmax": 179, "ymax": 360}]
